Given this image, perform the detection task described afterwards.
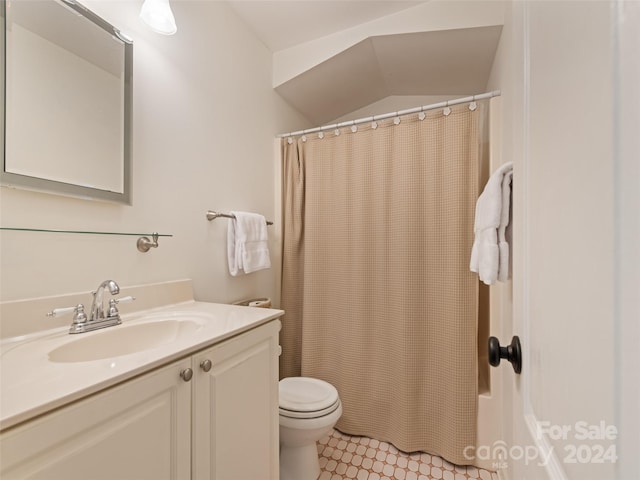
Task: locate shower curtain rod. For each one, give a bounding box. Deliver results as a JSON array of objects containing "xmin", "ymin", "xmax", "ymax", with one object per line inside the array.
[{"xmin": 276, "ymin": 90, "xmax": 501, "ymax": 138}]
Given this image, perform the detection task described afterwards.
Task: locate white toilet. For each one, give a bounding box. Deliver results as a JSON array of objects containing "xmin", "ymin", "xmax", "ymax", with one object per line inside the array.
[{"xmin": 279, "ymin": 377, "xmax": 342, "ymax": 480}]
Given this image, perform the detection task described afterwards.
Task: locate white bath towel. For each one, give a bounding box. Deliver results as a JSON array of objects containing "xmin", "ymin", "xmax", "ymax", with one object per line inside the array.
[
  {"xmin": 227, "ymin": 211, "xmax": 271, "ymax": 276},
  {"xmin": 470, "ymin": 162, "xmax": 513, "ymax": 285}
]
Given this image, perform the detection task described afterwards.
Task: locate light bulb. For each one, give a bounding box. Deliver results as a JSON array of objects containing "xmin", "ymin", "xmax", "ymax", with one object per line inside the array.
[{"xmin": 140, "ymin": 0, "xmax": 177, "ymax": 35}]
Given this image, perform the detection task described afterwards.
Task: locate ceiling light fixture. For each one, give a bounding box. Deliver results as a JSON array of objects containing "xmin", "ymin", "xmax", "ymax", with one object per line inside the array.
[{"xmin": 140, "ymin": 0, "xmax": 177, "ymax": 35}]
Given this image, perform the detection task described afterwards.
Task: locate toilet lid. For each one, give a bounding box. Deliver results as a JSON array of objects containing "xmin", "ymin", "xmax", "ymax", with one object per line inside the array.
[
  {"xmin": 279, "ymin": 399, "xmax": 341, "ymax": 419},
  {"xmin": 279, "ymin": 377, "xmax": 339, "ymax": 413}
]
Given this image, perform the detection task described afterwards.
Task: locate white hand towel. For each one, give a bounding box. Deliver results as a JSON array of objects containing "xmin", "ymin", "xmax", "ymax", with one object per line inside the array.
[
  {"xmin": 470, "ymin": 162, "xmax": 513, "ymax": 285},
  {"xmin": 227, "ymin": 211, "xmax": 271, "ymax": 276}
]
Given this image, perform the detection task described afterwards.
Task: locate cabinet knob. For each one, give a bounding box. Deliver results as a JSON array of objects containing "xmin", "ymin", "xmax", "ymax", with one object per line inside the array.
[
  {"xmin": 180, "ymin": 368, "xmax": 193, "ymax": 382},
  {"xmin": 200, "ymin": 359, "xmax": 212, "ymax": 372}
]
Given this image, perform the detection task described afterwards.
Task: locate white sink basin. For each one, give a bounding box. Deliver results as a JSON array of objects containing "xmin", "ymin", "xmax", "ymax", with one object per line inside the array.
[{"xmin": 48, "ymin": 318, "xmax": 204, "ymax": 363}]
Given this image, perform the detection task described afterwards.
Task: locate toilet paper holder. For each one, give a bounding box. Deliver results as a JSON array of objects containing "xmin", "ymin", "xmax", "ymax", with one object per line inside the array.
[{"xmin": 232, "ymin": 297, "xmax": 272, "ymax": 308}]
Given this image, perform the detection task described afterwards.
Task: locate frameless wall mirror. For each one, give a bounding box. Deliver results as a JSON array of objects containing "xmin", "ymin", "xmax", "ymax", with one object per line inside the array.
[{"xmin": 1, "ymin": 0, "xmax": 133, "ymax": 204}]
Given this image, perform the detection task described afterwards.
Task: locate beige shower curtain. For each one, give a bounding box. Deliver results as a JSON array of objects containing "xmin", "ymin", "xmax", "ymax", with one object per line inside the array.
[{"xmin": 280, "ymin": 105, "xmax": 480, "ymax": 465}]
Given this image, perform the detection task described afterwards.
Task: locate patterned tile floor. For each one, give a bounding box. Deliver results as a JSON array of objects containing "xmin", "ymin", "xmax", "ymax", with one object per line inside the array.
[{"xmin": 317, "ymin": 429, "xmax": 499, "ymax": 480}]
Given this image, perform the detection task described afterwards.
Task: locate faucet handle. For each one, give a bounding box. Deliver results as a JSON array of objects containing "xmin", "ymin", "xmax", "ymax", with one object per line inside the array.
[
  {"xmin": 46, "ymin": 306, "xmax": 75, "ymax": 317},
  {"xmin": 47, "ymin": 303, "xmax": 84, "ymax": 317},
  {"xmin": 47, "ymin": 304, "xmax": 88, "ymax": 325},
  {"xmin": 107, "ymin": 296, "xmax": 136, "ymax": 319},
  {"xmin": 114, "ymin": 295, "xmax": 136, "ymax": 304}
]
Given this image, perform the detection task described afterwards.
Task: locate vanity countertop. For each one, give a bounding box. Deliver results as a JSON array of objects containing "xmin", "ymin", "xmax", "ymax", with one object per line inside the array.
[{"xmin": 0, "ymin": 301, "xmax": 283, "ymax": 431}]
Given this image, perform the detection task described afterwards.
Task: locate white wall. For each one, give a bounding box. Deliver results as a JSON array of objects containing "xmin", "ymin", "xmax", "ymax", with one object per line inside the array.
[
  {"xmin": 484, "ymin": 0, "xmax": 516, "ymax": 469},
  {"xmin": 0, "ymin": 1, "xmax": 309, "ymax": 306}
]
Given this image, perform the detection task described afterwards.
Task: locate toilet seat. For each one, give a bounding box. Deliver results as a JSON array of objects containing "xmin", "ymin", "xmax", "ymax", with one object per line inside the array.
[{"xmin": 279, "ymin": 377, "xmax": 340, "ymax": 419}]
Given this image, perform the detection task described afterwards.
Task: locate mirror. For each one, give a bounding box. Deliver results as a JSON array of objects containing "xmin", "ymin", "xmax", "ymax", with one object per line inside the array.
[{"xmin": 1, "ymin": 0, "xmax": 132, "ymax": 204}]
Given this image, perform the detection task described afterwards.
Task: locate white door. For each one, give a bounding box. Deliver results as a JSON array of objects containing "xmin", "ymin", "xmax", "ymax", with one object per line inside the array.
[{"xmin": 503, "ymin": 1, "xmax": 639, "ymax": 479}]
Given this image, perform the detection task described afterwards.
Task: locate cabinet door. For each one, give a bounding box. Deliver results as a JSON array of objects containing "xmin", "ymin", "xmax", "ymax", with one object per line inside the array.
[
  {"xmin": 0, "ymin": 358, "xmax": 192, "ymax": 480},
  {"xmin": 193, "ymin": 321, "xmax": 280, "ymax": 480}
]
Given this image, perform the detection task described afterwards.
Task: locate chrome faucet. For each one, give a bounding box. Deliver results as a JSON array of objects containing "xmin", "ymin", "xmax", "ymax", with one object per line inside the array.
[
  {"xmin": 46, "ymin": 280, "xmax": 135, "ymax": 334},
  {"xmin": 90, "ymin": 279, "xmax": 120, "ymax": 322}
]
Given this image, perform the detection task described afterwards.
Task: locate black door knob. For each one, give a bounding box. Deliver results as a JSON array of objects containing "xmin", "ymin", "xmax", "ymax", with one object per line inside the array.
[{"xmin": 488, "ymin": 336, "xmax": 522, "ymax": 374}]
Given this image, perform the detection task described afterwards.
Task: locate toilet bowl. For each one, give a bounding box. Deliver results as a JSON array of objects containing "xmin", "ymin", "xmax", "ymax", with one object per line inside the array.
[{"xmin": 279, "ymin": 377, "xmax": 342, "ymax": 480}]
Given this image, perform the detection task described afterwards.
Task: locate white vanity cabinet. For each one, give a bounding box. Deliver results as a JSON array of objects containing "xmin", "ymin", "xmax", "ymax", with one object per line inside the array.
[
  {"xmin": 0, "ymin": 357, "xmax": 193, "ymax": 479},
  {"xmin": 0, "ymin": 320, "xmax": 280, "ymax": 480},
  {"xmin": 192, "ymin": 319, "xmax": 280, "ymax": 479}
]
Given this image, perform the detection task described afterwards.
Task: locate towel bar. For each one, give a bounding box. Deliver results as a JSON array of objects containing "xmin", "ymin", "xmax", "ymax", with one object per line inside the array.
[{"xmin": 206, "ymin": 210, "xmax": 273, "ymax": 226}]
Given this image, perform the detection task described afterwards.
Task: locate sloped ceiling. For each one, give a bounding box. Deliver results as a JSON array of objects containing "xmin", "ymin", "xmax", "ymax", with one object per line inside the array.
[
  {"xmin": 227, "ymin": 1, "xmax": 425, "ymax": 52},
  {"xmin": 275, "ymin": 25, "xmax": 503, "ymax": 125}
]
